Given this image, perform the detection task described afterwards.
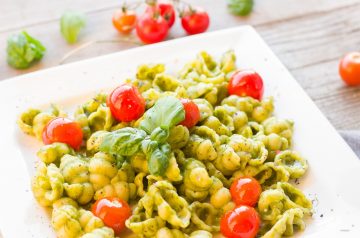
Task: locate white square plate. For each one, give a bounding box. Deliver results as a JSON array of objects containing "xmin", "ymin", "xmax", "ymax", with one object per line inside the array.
[{"xmin": 1, "ymin": 26, "xmax": 360, "ymax": 238}]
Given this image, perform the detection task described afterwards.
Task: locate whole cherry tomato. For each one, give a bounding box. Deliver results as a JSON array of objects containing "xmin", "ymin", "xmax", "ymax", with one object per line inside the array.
[
  {"xmin": 181, "ymin": 7, "xmax": 210, "ymax": 35},
  {"xmin": 107, "ymin": 84, "xmax": 145, "ymax": 122},
  {"xmin": 42, "ymin": 117, "xmax": 83, "ymax": 150},
  {"xmin": 339, "ymin": 51, "xmax": 360, "ymax": 86},
  {"xmin": 147, "ymin": 1, "xmax": 176, "ymax": 27},
  {"xmin": 230, "ymin": 177, "xmax": 262, "ymax": 207},
  {"xmin": 228, "ymin": 70, "xmax": 264, "ymax": 100},
  {"xmin": 112, "ymin": 8, "xmax": 137, "ymax": 34},
  {"xmin": 179, "ymin": 98, "xmax": 200, "ymax": 128},
  {"xmin": 220, "ymin": 205, "xmax": 260, "ymax": 238},
  {"xmin": 92, "ymin": 197, "xmax": 131, "ymax": 235},
  {"xmin": 136, "ymin": 11, "xmax": 169, "ymax": 44}
]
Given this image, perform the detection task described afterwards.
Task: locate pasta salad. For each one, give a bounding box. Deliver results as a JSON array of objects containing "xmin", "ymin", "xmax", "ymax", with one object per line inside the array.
[{"xmin": 18, "ymin": 51, "xmax": 312, "ymax": 238}]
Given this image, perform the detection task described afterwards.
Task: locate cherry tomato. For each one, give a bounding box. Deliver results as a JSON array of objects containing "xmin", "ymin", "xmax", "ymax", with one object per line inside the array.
[
  {"xmin": 107, "ymin": 84, "xmax": 145, "ymax": 122},
  {"xmin": 179, "ymin": 98, "xmax": 200, "ymax": 128},
  {"xmin": 339, "ymin": 52, "xmax": 360, "ymax": 86},
  {"xmin": 230, "ymin": 177, "xmax": 261, "ymax": 207},
  {"xmin": 42, "ymin": 117, "xmax": 83, "ymax": 150},
  {"xmin": 147, "ymin": 1, "xmax": 176, "ymax": 27},
  {"xmin": 181, "ymin": 7, "xmax": 210, "ymax": 35},
  {"xmin": 220, "ymin": 205, "xmax": 260, "ymax": 238},
  {"xmin": 228, "ymin": 70, "xmax": 264, "ymax": 100},
  {"xmin": 136, "ymin": 11, "xmax": 169, "ymax": 44},
  {"xmin": 92, "ymin": 197, "xmax": 131, "ymax": 235},
  {"xmin": 112, "ymin": 9, "xmax": 137, "ymax": 34}
]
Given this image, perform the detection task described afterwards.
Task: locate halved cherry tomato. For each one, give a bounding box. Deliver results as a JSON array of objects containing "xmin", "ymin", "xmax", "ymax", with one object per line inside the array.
[
  {"xmin": 179, "ymin": 98, "xmax": 200, "ymax": 128},
  {"xmin": 147, "ymin": 1, "xmax": 176, "ymax": 28},
  {"xmin": 181, "ymin": 7, "xmax": 210, "ymax": 35},
  {"xmin": 339, "ymin": 51, "xmax": 360, "ymax": 86},
  {"xmin": 136, "ymin": 11, "xmax": 169, "ymax": 44},
  {"xmin": 107, "ymin": 84, "xmax": 145, "ymax": 122},
  {"xmin": 92, "ymin": 197, "xmax": 131, "ymax": 235},
  {"xmin": 112, "ymin": 9, "xmax": 137, "ymax": 34},
  {"xmin": 230, "ymin": 177, "xmax": 261, "ymax": 207},
  {"xmin": 228, "ymin": 70, "xmax": 264, "ymax": 100},
  {"xmin": 220, "ymin": 205, "xmax": 260, "ymax": 238},
  {"xmin": 42, "ymin": 117, "xmax": 83, "ymax": 150}
]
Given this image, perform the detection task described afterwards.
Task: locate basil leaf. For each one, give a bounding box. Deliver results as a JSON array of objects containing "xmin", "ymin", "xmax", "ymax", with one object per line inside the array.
[
  {"xmin": 150, "ymin": 127, "xmax": 170, "ymax": 144},
  {"xmin": 142, "ymin": 141, "xmax": 170, "ymax": 176},
  {"xmin": 100, "ymin": 127, "xmax": 146, "ymax": 156},
  {"xmin": 228, "ymin": 0, "xmax": 254, "ymax": 16},
  {"xmin": 60, "ymin": 11, "xmax": 86, "ymax": 44},
  {"xmin": 140, "ymin": 96, "xmax": 185, "ymax": 134},
  {"xmin": 141, "ymin": 139, "xmax": 171, "ymax": 176},
  {"xmin": 7, "ymin": 31, "xmax": 46, "ymax": 69}
]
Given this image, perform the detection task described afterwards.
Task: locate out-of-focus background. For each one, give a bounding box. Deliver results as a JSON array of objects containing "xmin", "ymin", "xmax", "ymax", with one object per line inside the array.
[{"xmin": 1, "ymin": 0, "xmax": 360, "ymax": 129}]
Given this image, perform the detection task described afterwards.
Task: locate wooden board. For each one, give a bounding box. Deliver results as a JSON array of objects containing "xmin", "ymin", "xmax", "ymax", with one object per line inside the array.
[{"xmin": 0, "ymin": 0, "xmax": 359, "ymax": 129}]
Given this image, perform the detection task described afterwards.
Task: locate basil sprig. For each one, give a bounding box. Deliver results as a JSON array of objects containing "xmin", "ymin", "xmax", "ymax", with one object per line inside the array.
[
  {"xmin": 60, "ymin": 11, "xmax": 86, "ymax": 44},
  {"xmin": 7, "ymin": 31, "xmax": 46, "ymax": 69},
  {"xmin": 100, "ymin": 96, "xmax": 185, "ymax": 176}
]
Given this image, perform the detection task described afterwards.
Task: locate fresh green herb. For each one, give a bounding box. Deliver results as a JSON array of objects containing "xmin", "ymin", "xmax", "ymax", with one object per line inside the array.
[
  {"xmin": 228, "ymin": 0, "xmax": 254, "ymax": 16},
  {"xmin": 100, "ymin": 127, "xmax": 146, "ymax": 156},
  {"xmin": 100, "ymin": 96, "xmax": 184, "ymax": 176},
  {"xmin": 140, "ymin": 96, "xmax": 185, "ymax": 134},
  {"xmin": 60, "ymin": 11, "xmax": 86, "ymax": 44},
  {"xmin": 150, "ymin": 127, "xmax": 170, "ymax": 144},
  {"xmin": 6, "ymin": 31, "xmax": 46, "ymax": 69},
  {"xmin": 142, "ymin": 139, "xmax": 171, "ymax": 175}
]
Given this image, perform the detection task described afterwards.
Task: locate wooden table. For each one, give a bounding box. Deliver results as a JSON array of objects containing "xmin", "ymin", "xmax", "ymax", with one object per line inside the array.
[{"xmin": 1, "ymin": 0, "xmax": 360, "ymax": 130}]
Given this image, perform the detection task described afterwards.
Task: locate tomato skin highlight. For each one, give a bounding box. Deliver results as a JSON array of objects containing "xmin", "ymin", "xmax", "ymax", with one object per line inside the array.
[
  {"xmin": 107, "ymin": 84, "xmax": 145, "ymax": 122},
  {"xmin": 42, "ymin": 117, "xmax": 83, "ymax": 150},
  {"xmin": 220, "ymin": 205, "xmax": 260, "ymax": 238},
  {"xmin": 179, "ymin": 98, "xmax": 200, "ymax": 128},
  {"xmin": 136, "ymin": 12, "xmax": 169, "ymax": 44},
  {"xmin": 92, "ymin": 197, "xmax": 131, "ymax": 235},
  {"xmin": 112, "ymin": 9, "xmax": 137, "ymax": 34},
  {"xmin": 181, "ymin": 7, "xmax": 210, "ymax": 35},
  {"xmin": 339, "ymin": 52, "xmax": 360, "ymax": 86},
  {"xmin": 228, "ymin": 70, "xmax": 264, "ymax": 100},
  {"xmin": 230, "ymin": 177, "xmax": 262, "ymax": 207}
]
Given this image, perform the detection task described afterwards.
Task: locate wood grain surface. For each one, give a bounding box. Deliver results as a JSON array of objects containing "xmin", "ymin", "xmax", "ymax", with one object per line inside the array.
[{"xmin": 0, "ymin": 0, "xmax": 359, "ymax": 130}]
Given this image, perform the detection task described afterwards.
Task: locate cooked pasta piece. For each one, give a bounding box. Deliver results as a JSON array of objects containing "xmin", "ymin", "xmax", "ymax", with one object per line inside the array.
[
  {"xmin": 60, "ymin": 155, "xmax": 94, "ymax": 204},
  {"xmin": 148, "ymin": 181, "xmax": 191, "ymax": 228},
  {"xmin": 180, "ymin": 159, "xmax": 213, "ymax": 201},
  {"xmin": 52, "ymin": 204, "xmax": 82, "ymax": 238},
  {"xmin": 184, "ymin": 126, "xmax": 220, "ymax": 161},
  {"xmin": 167, "ymin": 125, "xmax": 190, "ymax": 149},
  {"xmin": 37, "ymin": 142, "xmax": 74, "ymax": 165},
  {"xmin": 258, "ymin": 182, "xmax": 312, "ymax": 224},
  {"xmin": 209, "ymin": 177, "xmax": 235, "ymax": 214},
  {"xmin": 193, "ymin": 98, "xmax": 213, "ymax": 122},
  {"xmin": 189, "ymin": 201, "xmax": 220, "ymax": 232},
  {"xmin": 89, "ymin": 152, "xmax": 118, "ymax": 191},
  {"xmin": 262, "ymin": 117, "xmax": 293, "ymax": 144},
  {"xmin": 261, "ymin": 208, "xmax": 305, "ymax": 238},
  {"xmin": 94, "ymin": 162, "xmax": 136, "ymax": 202},
  {"xmin": 274, "ymin": 151, "xmax": 308, "ymax": 179},
  {"xmin": 126, "ymin": 213, "xmax": 165, "ymax": 237},
  {"xmin": 32, "ymin": 163, "xmax": 64, "ymax": 206},
  {"xmin": 233, "ymin": 162, "xmax": 290, "ymax": 187}
]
